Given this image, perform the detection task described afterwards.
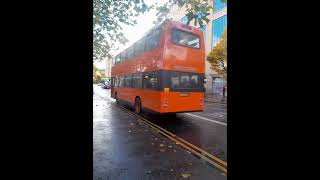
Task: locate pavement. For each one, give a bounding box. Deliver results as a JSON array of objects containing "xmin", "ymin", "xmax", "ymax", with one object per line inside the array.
[
  {"xmin": 93, "ymin": 85, "xmax": 227, "ymax": 180},
  {"xmin": 205, "ymin": 94, "xmax": 227, "ymax": 104}
]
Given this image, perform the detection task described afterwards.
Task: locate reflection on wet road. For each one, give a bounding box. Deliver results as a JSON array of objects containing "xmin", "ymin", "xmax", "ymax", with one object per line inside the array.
[
  {"xmin": 94, "ymin": 85, "xmax": 227, "ymax": 161},
  {"xmin": 93, "ymin": 85, "xmax": 227, "ymax": 179},
  {"xmin": 139, "ymin": 112, "xmax": 227, "ymax": 161}
]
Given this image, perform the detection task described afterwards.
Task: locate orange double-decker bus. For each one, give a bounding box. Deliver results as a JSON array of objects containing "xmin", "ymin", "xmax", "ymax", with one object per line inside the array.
[{"xmin": 111, "ymin": 21, "xmax": 205, "ymax": 114}]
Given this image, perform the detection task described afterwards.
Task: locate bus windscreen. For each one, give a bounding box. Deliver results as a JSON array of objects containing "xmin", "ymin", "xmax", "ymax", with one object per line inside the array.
[{"xmin": 172, "ymin": 29, "xmax": 200, "ymax": 49}]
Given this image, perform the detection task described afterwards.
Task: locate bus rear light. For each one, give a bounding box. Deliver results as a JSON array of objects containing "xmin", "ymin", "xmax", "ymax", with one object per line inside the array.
[
  {"xmin": 200, "ymin": 98, "xmax": 204, "ymax": 106},
  {"xmin": 163, "ymin": 99, "xmax": 168, "ymax": 108}
]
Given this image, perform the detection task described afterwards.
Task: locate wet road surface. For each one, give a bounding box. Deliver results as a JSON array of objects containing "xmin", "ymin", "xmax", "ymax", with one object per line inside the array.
[
  {"xmin": 141, "ymin": 114, "xmax": 227, "ymax": 161},
  {"xmin": 93, "ymin": 85, "xmax": 227, "ymax": 179}
]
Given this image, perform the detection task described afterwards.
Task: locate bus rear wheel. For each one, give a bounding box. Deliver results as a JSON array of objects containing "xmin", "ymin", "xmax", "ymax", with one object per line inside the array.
[
  {"xmin": 115, "ymin": 93, "xmax": 119, "ymax": 104},
  {"xmin": 134, "ymin": 97, "xmax": 141, "ymax": 114}
]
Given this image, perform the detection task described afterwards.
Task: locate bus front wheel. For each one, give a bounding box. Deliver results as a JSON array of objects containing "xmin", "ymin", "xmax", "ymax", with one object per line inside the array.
[{"xmin": 134, "ymin": 97, "xmax": 141, "ymax": 114}]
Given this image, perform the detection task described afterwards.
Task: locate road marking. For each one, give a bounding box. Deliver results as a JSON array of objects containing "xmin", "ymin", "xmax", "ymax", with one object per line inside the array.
[
  {"xmin": 116, "ymin": 105, "xmax": 227, "ymax": 174},
  {"xmin": 203, "ymin": 112, "xmax": 227, "ymax": 120},
  {"xmin": 207, "ymin": 107, "xmax": 227, "ymax": 111},
  {"xmin": 101, "ymin": 97, "xmax": 228, "ymax": 174},
  {"xmin": 184, "ymin": 113, "xmax": 227, "ymax": 126}
]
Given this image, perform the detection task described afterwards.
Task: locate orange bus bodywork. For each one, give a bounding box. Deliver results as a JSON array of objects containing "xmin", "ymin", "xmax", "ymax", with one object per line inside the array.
[{"xmin": 111, "ymin": 21, "xmax": 205, "ymax": 114}]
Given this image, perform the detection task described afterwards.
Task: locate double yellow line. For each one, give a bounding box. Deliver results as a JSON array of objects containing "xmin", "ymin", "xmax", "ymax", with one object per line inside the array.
[{"xmin": 117, "ymin": 105, "xmax": 227, "ymax": 175}]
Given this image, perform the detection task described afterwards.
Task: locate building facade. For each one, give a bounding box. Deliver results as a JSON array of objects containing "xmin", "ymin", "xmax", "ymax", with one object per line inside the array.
[
  {"xmin": 105, "ymin": 58, "xmax": 112, "ymax": 78},
  {"xmin": 169, "ymin": 0, "xmax": 227, "ymax": 95}
]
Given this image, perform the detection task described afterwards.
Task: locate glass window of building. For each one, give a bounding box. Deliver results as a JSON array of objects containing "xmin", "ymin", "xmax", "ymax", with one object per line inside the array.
[
  {"xmin": 212, "ymin": 15, "xmax": 227, "ymax": 48},
  {"xmin": 213, "ymin": 0, "xmax": 227, "ymax": 13}
]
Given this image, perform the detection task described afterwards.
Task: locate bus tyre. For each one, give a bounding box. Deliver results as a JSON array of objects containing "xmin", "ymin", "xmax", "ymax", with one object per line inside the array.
[
  {"xmin": 115, "ymin": 93, "xmax": 119, "ymax": 104},
  {"xmin": 134, "ymin": 97, "xmax": 141, "ymax": 114}
]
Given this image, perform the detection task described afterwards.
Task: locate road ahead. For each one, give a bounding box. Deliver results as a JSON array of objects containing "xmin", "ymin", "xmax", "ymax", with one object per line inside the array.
[{"xmin": 93, "ymin": 85, "xmax": 227, "ymax": 179}]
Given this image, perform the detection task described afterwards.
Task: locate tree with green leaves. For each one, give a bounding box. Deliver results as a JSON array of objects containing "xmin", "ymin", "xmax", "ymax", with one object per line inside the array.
[
  {"xmin": 93, "ymin": 0, "xmax": 227, "ymax": 62},
  {"xmin": 93, "ymin": 0, "xmax": 149, "ymax": 62},
  {"xmin": 154, "ymin": 0, "xmax": 213, "ymax": 28},
  {"xmin": 155, "ymin": 0, "xmax": 227, "ymax": 27},
  {"xmin": 93, "ymin": 64, "xmax": 98, "ymax": 83},
  {"xmin": 207, "ymin": 28, "xmax": 227, "ymax": 79},
  {"xmin": 93, "ymin": 64, "xmax": 97, "ymax": 71},
  {"xmin": 93, "ymin": 0, "xmax": 227, "ymax": 61}
]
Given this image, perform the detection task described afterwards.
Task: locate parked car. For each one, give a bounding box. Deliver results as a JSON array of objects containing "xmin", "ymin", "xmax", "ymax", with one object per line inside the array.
[{"xmin": 101, "ymin": 81, "xmax": 111, "ymax": 89}]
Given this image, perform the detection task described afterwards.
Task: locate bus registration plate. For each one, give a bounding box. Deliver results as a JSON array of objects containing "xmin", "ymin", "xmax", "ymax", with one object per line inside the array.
[{"xmin": 180, "ymin": 93, "xmax": 189, "ymax": 97}]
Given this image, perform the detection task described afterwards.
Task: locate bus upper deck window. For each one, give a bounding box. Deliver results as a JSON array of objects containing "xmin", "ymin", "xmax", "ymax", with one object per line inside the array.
[
  {"xmin": 172, "ymin": 29, "xmax": 200, "ymax": 49},
  {"xmin": 115, "ymin": 54, "xmax": 120, "ymax": 64}
]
